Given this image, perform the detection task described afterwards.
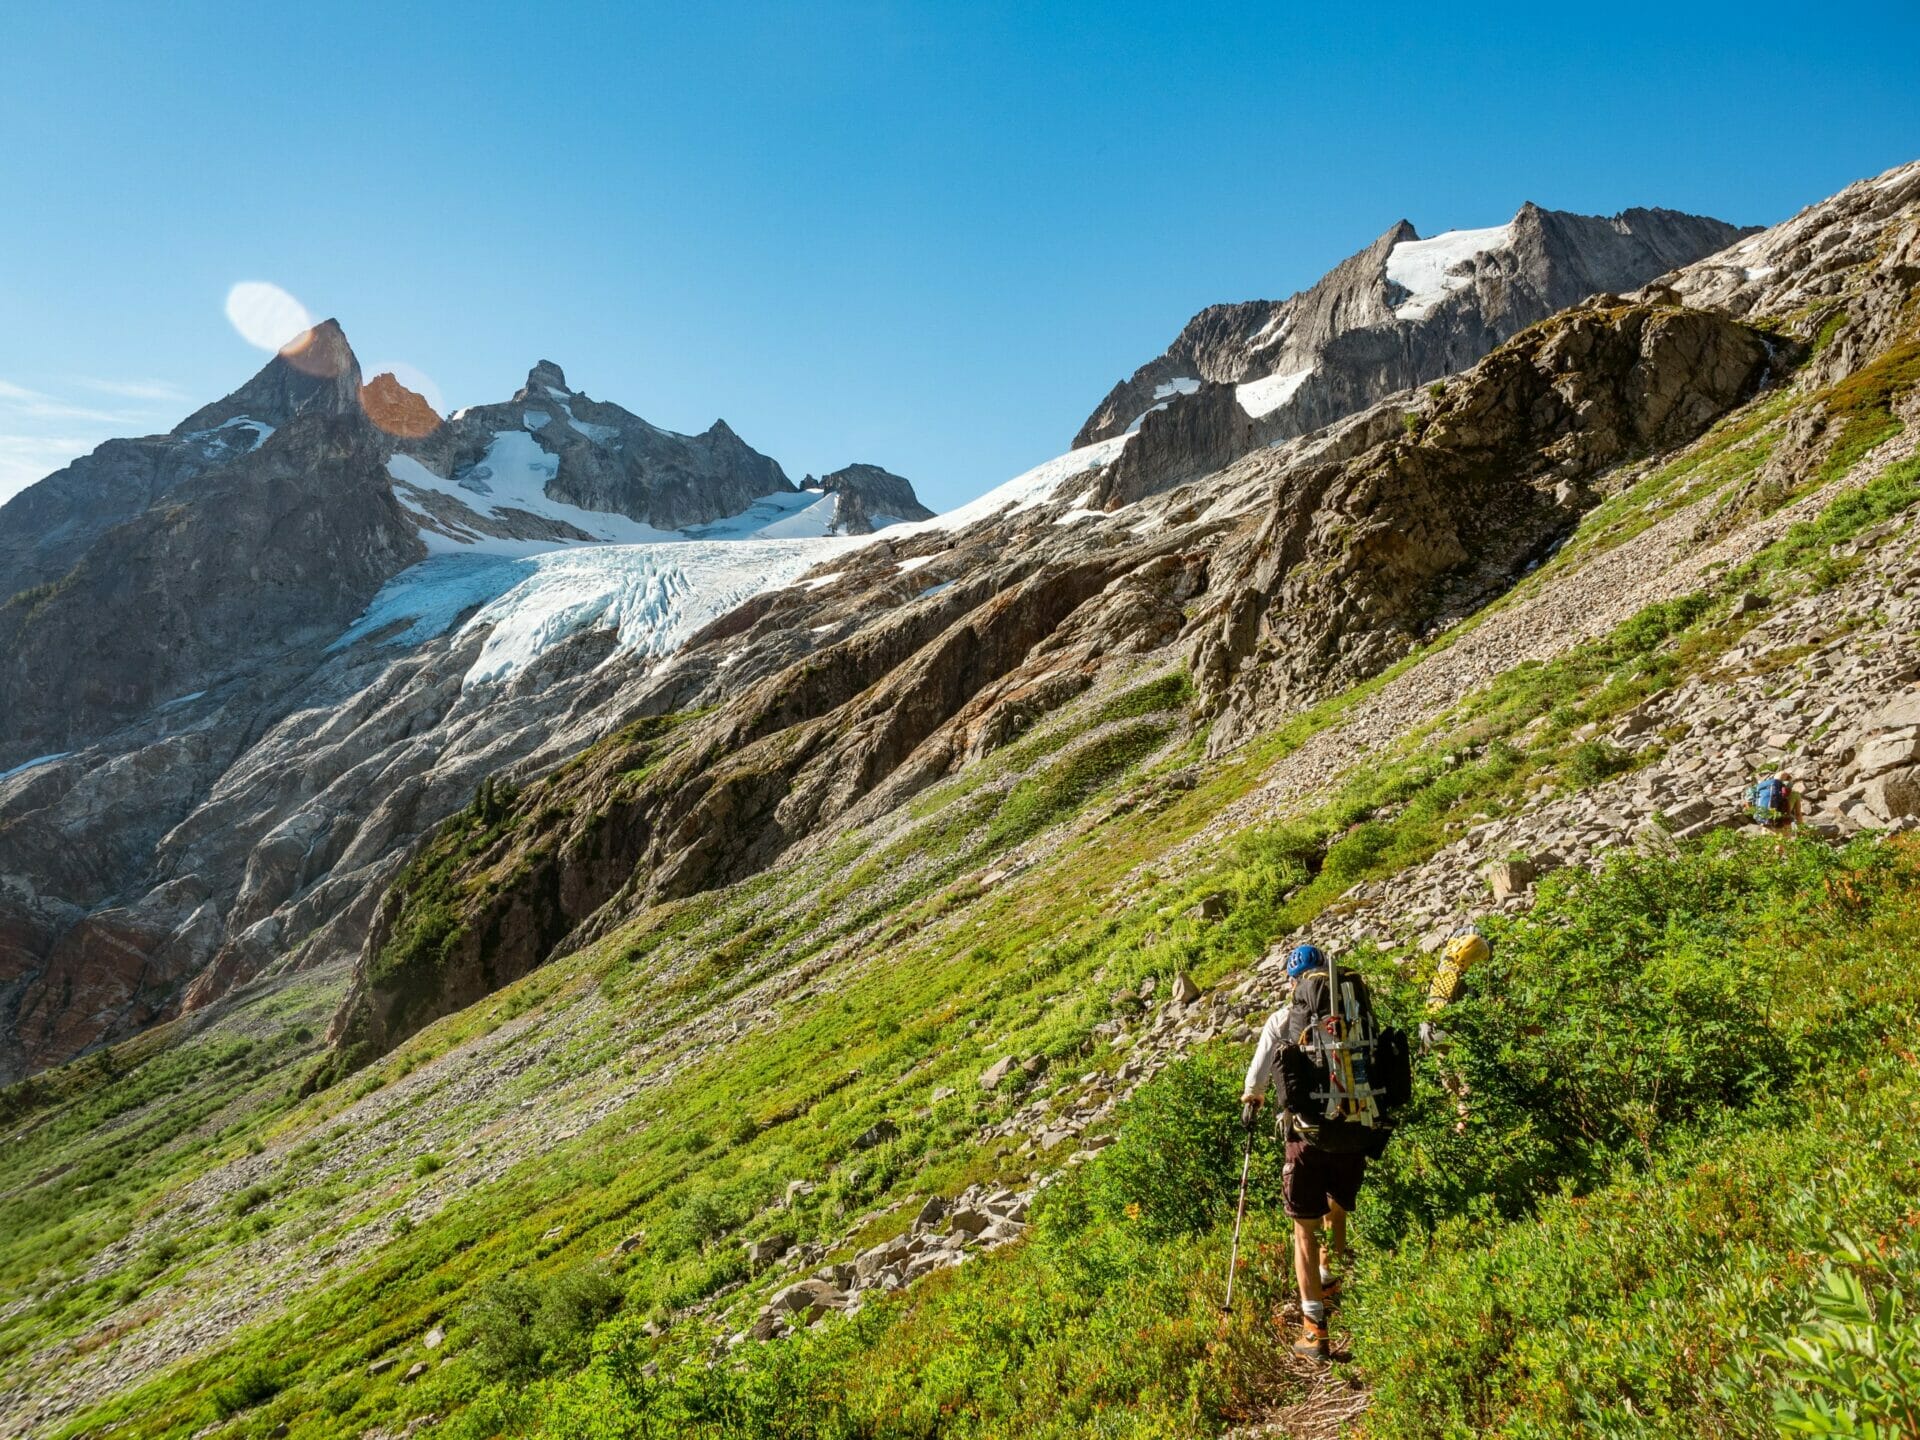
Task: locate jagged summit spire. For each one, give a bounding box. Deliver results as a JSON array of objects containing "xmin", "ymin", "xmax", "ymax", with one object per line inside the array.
[{"xmin": 172, "ymin": 318, "xmax": 364, "ymax": 435}]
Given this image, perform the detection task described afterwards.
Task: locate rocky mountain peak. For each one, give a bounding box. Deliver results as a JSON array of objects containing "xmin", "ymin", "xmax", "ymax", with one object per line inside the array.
[
  {"xmin": 173, "ymin": 318, "xmax": 365, "ymax": 435},
  {"xmin": 1070, "ymin": 200, "xmax": 1754, "ymax": 501},
  {"xmin": 812, "ymin": 463, "xmax": 936, "ymax": 529},
  {"xmin": 516, "ymin": 360, "xmax": 571, "ymax": 401}
]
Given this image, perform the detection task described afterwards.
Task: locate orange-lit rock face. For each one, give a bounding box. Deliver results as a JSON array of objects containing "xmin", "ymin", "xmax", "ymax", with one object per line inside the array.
[{"xmin": 360, "ymin": 371, "xmax": 442, "ymax": 439}]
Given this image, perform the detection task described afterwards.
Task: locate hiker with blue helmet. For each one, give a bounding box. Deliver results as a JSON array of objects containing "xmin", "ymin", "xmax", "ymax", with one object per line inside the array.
[{"xmin": 1240, "ymin": 940, "xmax": 1377, "ymax": 1361}]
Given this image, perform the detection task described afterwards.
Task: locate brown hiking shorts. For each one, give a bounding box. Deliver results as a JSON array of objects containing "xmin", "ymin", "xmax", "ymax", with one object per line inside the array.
[{"xmin": 1283, "ymin": 1138, "xmax": 1366, "ymax": 1220}]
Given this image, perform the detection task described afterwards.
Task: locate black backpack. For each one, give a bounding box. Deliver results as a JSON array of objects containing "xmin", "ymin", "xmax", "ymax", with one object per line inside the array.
[{"xmin": 1275, "ymin": 965, "xmax": 1411, "ymax": 1154}]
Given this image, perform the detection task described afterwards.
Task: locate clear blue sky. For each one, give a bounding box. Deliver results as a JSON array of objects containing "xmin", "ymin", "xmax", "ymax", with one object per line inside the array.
[{"xmin": 3, "ymin": 1, "xmax": 1917, "ymax": 509}]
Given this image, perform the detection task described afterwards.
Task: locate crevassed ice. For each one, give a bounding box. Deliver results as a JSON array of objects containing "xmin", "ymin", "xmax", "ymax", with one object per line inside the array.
[
  {"xmin": 459, "ymin": 539, "xmax": 863, "ymax": 686},
  {"xmin": 1384, "ymin": 223, "xmax": 1514, "ymax": 320}
]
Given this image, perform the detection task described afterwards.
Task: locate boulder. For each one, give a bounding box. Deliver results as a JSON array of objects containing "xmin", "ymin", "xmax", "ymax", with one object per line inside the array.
[
  {"xmin": 1863, "ymin": 766, "xmax": 1920, "ymax": 824},
  {"xmin": 979, "ymin": 1057, "xmax": 1017, "ymax": 1091},
  {"xmin": 1870, "ymin": 690, "xmax": 1920, "ymax": 731},
  {"xmin": 1187, "ymin": 892, "xmax": 1230, "ymax": 922},
  {"xmin": 1855, "ymin": 729, "xmax": 1920, "ymax": 778},
  {"xmin": 744, "ymin": 1234, "xmax": 793, "ymax": 1265},
  {"xmin": 1486, "ymin": 860, "xmax": 1536, "ymax": 903},
  {"xmin": 855, "ymin": 1239, "xmax": 908, "ymax": 1285},
  {"xmin": 1662, "ymin": 797, "xmax": 1714, "ymax": 829},
  {"xmin": 422, "ymin": 1326, "xmax": 445, "ymax": 1350},
  {"xmin": 915, "ymin": 1194, "xmax": 948, "ymax": 1228},
  {"xmin": 1170, "ymin": 972, "xmax": 1200, "ymax": 1005},
  {"xmin": 769, "ymin": 1278, "xmax": 844, "ymax": 1314},
  {"xmin": 751, "ymin": 1310, "xmax": 787, "ymax": 1341},
  {"xmin": 949, "ymin": 1208, "xmax": 991, "ymax": 1237},
  {"xmin": 853, "ymin": 1119, "xmax": 899, "ymax": 1151}
]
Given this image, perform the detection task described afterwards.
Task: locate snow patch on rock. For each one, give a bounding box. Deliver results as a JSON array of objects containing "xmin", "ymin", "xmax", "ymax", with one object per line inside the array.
[
  {"xmin": 1385, "ymin": 224, "xmax": 1514, "ymax": 320},
  {"xmin": 1235, "ymin": 367, "xmax": 1314, "ymax": 419}
]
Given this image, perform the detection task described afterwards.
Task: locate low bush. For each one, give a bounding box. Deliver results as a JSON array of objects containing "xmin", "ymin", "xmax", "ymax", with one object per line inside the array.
[
  {"xmin": 463, "ymin": 1264, "xmax": 623, "ymax": 1383},
  {"xmin": 206, "ymin": 1360, "xmax": 280, "ymax": 1420}
]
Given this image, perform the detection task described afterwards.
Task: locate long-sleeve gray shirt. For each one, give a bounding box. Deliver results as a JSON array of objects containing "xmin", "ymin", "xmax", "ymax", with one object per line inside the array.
[{"xmin": 1241, "ymin": 972, "xmax": 1329, "ymax": 1101}]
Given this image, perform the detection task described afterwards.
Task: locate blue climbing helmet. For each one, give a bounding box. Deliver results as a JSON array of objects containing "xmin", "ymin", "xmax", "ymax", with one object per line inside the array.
[{"xmin": 1287, "ymin": 943, "xmax": 1327, "ymax": 978}]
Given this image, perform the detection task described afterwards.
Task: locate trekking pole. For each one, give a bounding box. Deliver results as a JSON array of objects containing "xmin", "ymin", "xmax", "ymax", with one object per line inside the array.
[{"xmin": 1222, "ymin": 1124, "xmax": 1255, "ymax": 1314}]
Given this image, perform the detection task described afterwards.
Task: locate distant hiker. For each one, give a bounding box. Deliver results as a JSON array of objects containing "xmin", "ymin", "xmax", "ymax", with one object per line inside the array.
[
  {"xmin": 1748, "ymin": 772, "xmax": 1802, "ymax": 835},
  {"xmin": 1241, "ymin": 942, "xmax": 1407, "ymax": 1360}
]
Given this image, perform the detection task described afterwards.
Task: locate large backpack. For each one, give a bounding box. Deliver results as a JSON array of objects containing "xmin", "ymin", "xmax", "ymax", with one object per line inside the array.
[
  {"xmin": 1428, "ymin": 926, "xmax": 1489, "ymax": 1008},
  {"xmin": 1275, "ymin": 963, "xmax": 1410, "ymax": 1155},
  {"xmin": 1750, "ymin": 776, "xmax": 1792, "ymax": 824}
]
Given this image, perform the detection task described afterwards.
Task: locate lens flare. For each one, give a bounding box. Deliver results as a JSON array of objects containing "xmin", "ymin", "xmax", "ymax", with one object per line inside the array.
[{"xmin": 225, "ymin": 281, "xmax": 313, "ymax": 352}]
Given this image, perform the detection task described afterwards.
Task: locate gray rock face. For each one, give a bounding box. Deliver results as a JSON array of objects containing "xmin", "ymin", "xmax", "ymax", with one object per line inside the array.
[
  {"xmin": 0, "ymin": 413, "xmax": 423, "ymax": 765},
  {"xmin": 810, "ymin": 464, "xmax": 935, "ymax": 532},
  {"xmin": 173, "ymin": 319, "xmax": 365, "ymax": 434},
  {"xmin": 1074, "ymin": 203, "xmax": 1755, "ymax": 506},
  {"xmin": 0, "ymin": 320, "xmax": 367, "ymax": 597}
]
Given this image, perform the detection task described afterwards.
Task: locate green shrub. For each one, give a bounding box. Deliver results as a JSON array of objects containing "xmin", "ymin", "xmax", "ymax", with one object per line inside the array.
[
  {"xmin": 1045, "ymin": 1049, "xmax": 1277, "ymax": 1243},
  {"xmin": 229, "ymin": 1184, "xmax": 271, "ymax": 1216},
  {"xmin": 1562, "ymin": 738, "xmax": 1634, "ymax": 786},
  {"xmin": 1091, "ymin": 670, "xmax": 1193, "ymax": 725},
  {"xmin": 413, "ymin": 1154, "xmax": 444, "ymax": 1178},
  {"xmin": 463, "ymin": 1264, "xmax": 623, "ymax": 1382},
  {"xmin": 206, "ymin": 1360, "xmax": 280, "ymax": 1420}
]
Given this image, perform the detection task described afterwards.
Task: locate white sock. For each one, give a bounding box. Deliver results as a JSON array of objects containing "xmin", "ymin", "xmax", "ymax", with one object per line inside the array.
[
  {"xmin": 1319, "ymin": 1263, "xmax": 1336, "ymax": 1287},
  {"xmin": 1302, "ymin": 1299, "xmax": 1326, "ymax": 1324}
]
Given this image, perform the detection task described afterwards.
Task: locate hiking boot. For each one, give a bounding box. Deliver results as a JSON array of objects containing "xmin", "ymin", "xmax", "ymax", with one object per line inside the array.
[{"xmin": 1292, "ymin": 1318, "xmax": 1329, "ymax": 1360}]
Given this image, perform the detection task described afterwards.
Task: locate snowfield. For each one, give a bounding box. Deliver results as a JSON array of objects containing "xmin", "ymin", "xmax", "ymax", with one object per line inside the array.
[
  {"xmin": 1235, "ymin": 367, "xmax": 1314, "ymax": 419},
  {"xmin": 887, "ymin": 432, "xmax": 1134, "ymax": 538},
  {"xmin": 1384, "ymin": 223, "xmax": 1514, "ymax": 320},
  {"xmin": 389, "ymin": 443, "xmax": 685, "ymax": 553}
]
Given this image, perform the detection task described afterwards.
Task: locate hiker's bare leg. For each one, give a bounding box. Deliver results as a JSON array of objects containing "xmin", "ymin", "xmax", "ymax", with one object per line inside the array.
[
  {"xmin": 1325, "ymin": 1201, "xmax": 1348, "ymax": 1262},
  {"xmin": 1294, "ymin": 1217, "xmax": 1323, "ymax": 1306}
]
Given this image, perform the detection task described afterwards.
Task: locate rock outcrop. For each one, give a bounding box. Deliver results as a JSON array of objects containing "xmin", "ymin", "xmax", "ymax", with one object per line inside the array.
[
  {"xmin": 405, "ymin": 361, "xmax": 796, "ymax": 534},
  {"xmin": 811, "ymin": 463, "xmax": 936, "ymax": 531},
  {"xmin": 1189, "ymin": 301, "xmax": 1778, "ymax": 749}
]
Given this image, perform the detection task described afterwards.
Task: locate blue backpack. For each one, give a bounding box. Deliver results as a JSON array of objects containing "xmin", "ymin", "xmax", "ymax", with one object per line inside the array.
[{"xmin": 1750, "ymin": 776, "xmax": 1792, "ymax": 824}]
